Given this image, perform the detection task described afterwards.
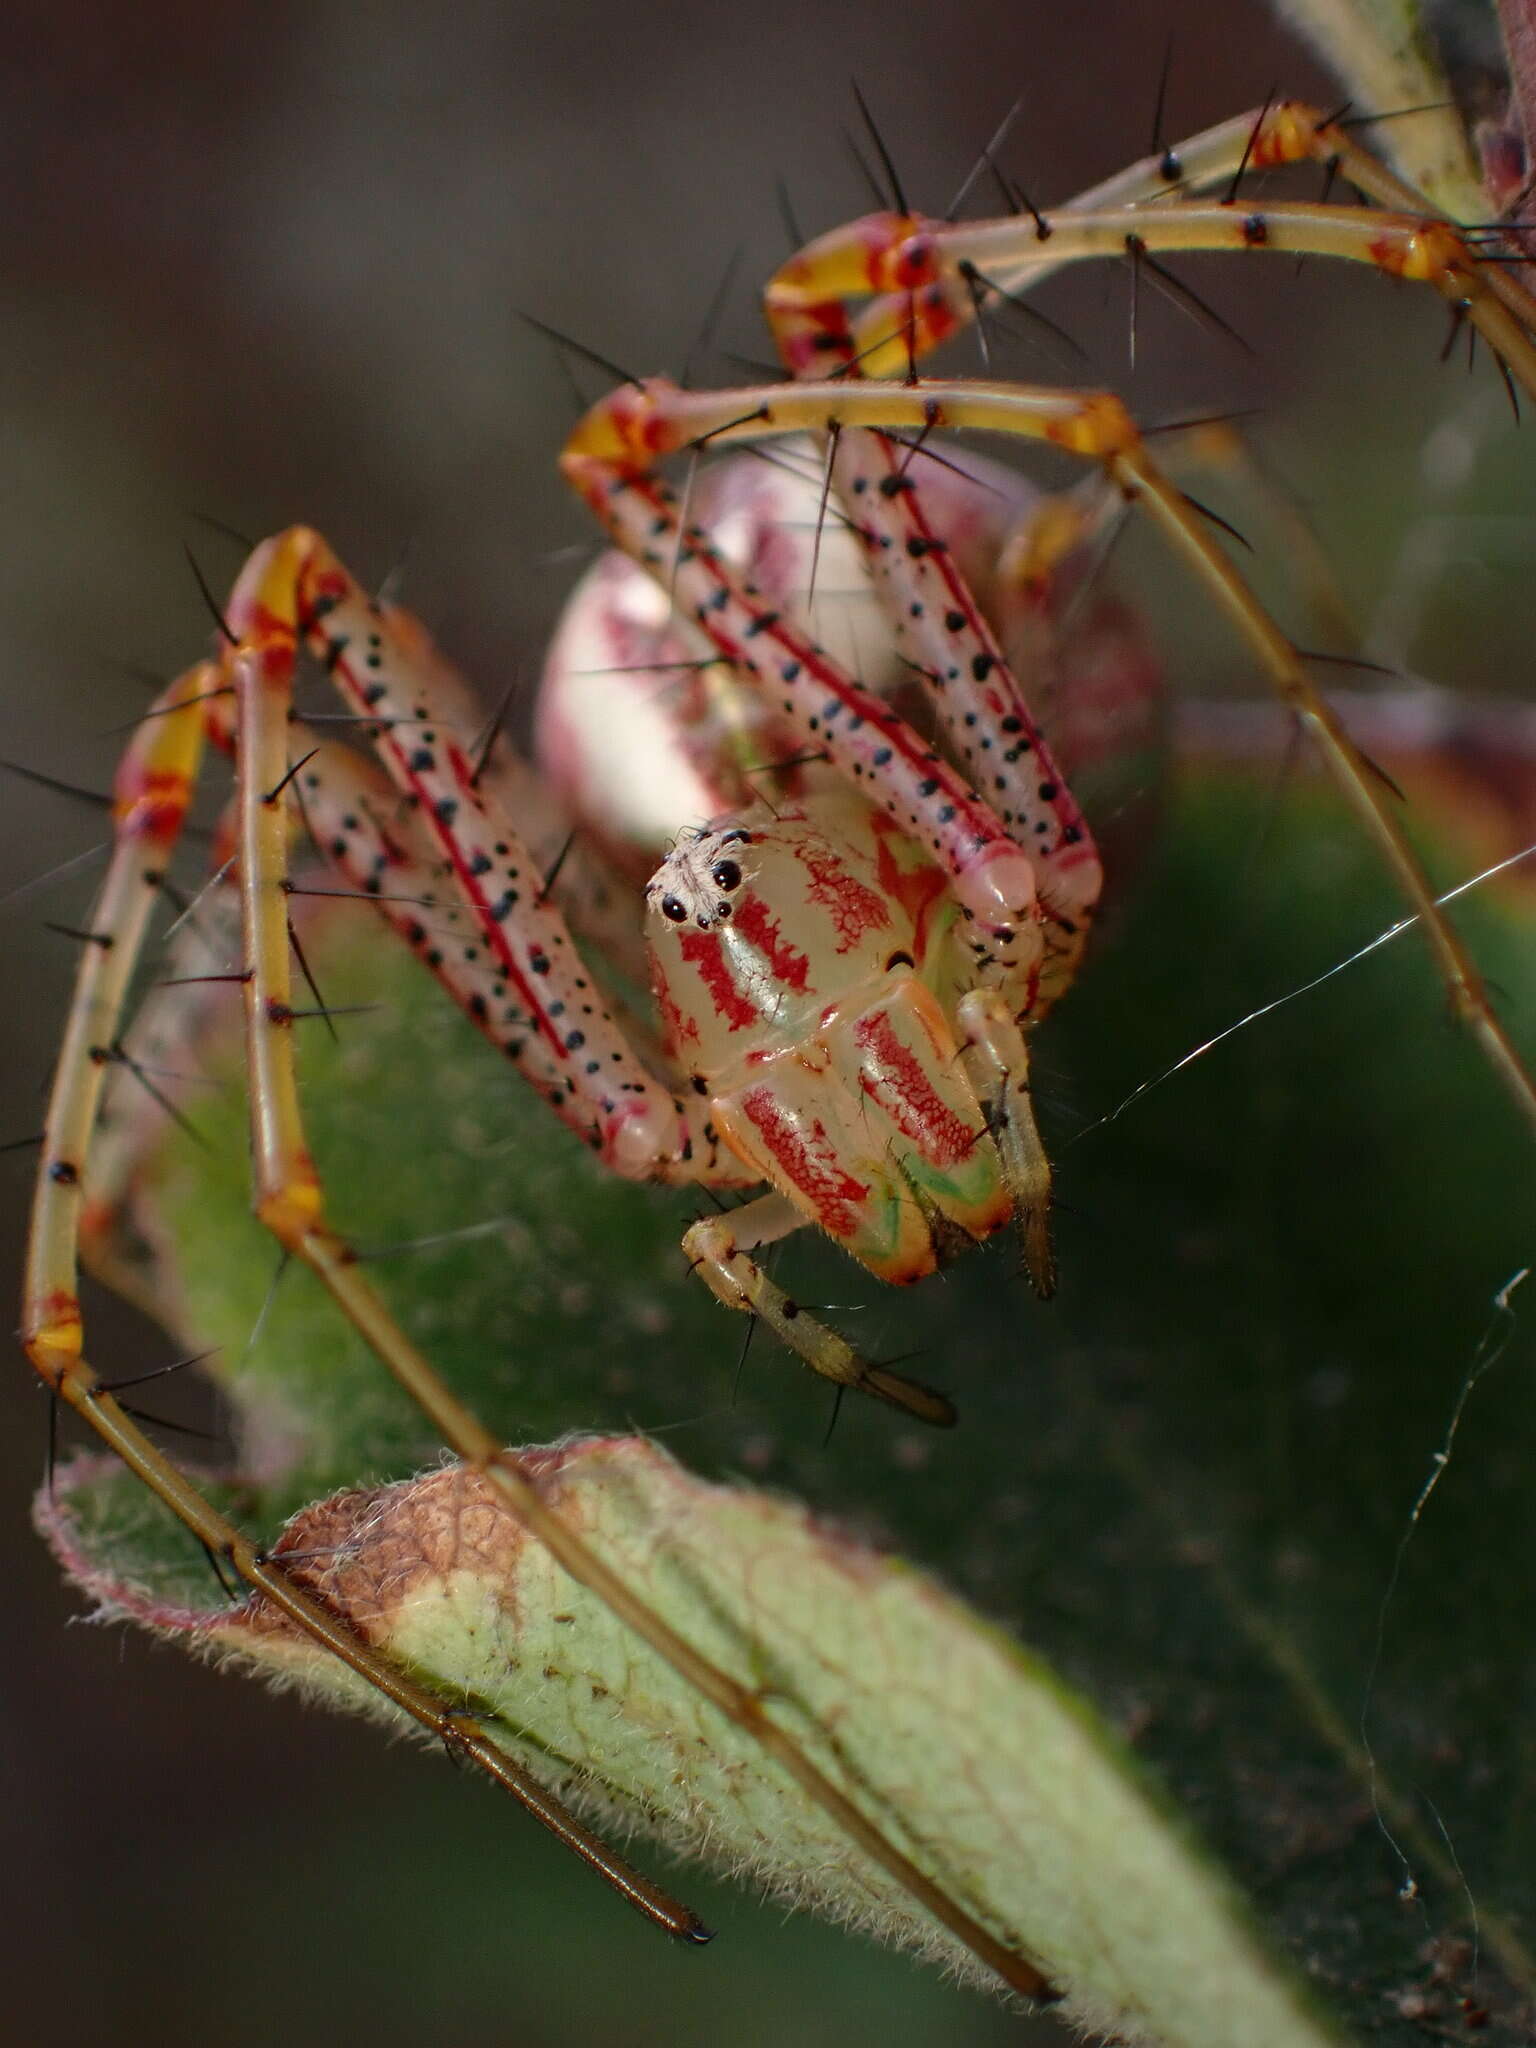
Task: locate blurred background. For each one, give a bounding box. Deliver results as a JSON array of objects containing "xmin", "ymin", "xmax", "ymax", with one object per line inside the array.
[{"xmin": 2, "ymin": 2, "xmax": 1532, "ymax": 2043}]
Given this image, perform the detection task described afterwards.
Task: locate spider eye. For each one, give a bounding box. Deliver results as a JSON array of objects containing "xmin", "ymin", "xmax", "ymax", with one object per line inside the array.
[
  {"xmin": 660, "ymin": 894, "xmax": 687, "ymax": 923},
  {"xmin": 710, "ymin": 859, "xmax": 741, "ymax": 891}
]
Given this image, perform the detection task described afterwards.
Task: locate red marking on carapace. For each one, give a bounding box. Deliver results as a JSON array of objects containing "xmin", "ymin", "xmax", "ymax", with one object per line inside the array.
[
  {"xmin": 854, "ymin": 1007, "xmax": 976, "ymax": 1166},
  {"xmin": 677, "ymin": 928, "xmax": 760, "ymax": 1032},
  {"xmin": 793, "ymin": 833, "xmax": 892, "ymax": 952},
  {"xmin": 737, "ymin": 1084, "xmax": 869, "ymax": 1237},
  {"xmin": 869, "ymin": 811, "xmax": 949, "ymax": 963},
  {"xmin": 731, "ymin": 894, "xmax": 811, "ymax": 992}
]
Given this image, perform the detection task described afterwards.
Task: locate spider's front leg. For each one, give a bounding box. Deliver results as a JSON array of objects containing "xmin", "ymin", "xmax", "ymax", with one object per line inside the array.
[{"xmin": 223, "ymin": 530, "xmax": 737, "ymax": 1180}]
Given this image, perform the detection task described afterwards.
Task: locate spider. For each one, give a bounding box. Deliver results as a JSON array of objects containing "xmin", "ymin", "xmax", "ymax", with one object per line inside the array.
[{"xmin": 20, "ymin": 94, "xmax": 1536, "ymax": 2000}]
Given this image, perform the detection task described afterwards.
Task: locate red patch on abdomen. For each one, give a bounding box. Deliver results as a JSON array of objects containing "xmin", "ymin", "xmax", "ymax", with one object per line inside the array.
[
  {"xmin": 737, "ymin": 1084, "xmax": 868, "ymax": 1237},
  {"xmin": 854, "ymin": 1008, "xmax": 976, "ymax": 1167}
]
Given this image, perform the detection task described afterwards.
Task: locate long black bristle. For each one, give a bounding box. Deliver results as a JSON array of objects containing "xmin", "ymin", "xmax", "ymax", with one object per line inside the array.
[
  {"xmin": 468, "ymin": 673, "xmax": 521, "ymax": 788},
  {"xmin": 536, "ymin": 828, "xmax": 578, "ymax": 905},
  {"xmin": 1181, "ymin": 490, "xmax": 1255, "ymax": 553},
  {"xmin": 1150, "ymin": 33, "xmax": 1179, "ymax": 181},
  {"xmin": 945, "ymin": 98, "xmax": 1024, "ymax": 222},
  {"xmin": 183, "ymin": 544, "xmax": 237, "ymax": 645},
  {"xmin": 849, "ymin": 79, "xmax": 910, "ymax": 216},
  {"xmin": 1223, "ymin": 87, "xmax": 1278, "ymax": 206},
  {"xmin": 286, "ymin": 916, "xmax": 338, "ymax": 1044},
  {"xmin": 109, "ymin": 1044, "xmax": 209, "ymax": 1150},
  {"xmin": 519, "ymin": 310, "xmax": 644, "ymax": 390},
  {"xmin": 0, "ymin": 758, "xmax": 114, "ymax": 810},
  {"xmin": 682, "ymin": 246, "xmax": 744, "ymax": 391},
  {"xmin": 99, "ymin": 1348, "xmax": 219, "ymax": 1394},
  {"xmin": 958, "ymin": 259, "xmax": 1088, "ymax": 366},
  {"xmin": 1123, "ymin": 236, "xmax": 1256, "ymax": 358},
  {"xmin": 262, "ymin": 746, "xmax": 321, "ymax": 806}
]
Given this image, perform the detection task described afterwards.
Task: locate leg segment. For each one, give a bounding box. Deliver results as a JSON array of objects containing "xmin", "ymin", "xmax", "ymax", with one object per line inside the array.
[
  {"xmin": 682, "ymin": 1193, "xmax": 958, "ymax": 1426},
  {"xmin": 820, "ymin": 425, "xmax": 1102, "ymax": 1009},
  {"xmin": 288, "ymin": 737, "xmax": 678, "ymax": 1110}
]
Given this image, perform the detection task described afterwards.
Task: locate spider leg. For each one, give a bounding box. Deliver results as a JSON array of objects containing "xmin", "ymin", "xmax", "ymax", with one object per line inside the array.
[
  {"xmin": 816, "ymin": 423, "xmax": 1102, "ymax": 1011},
  {"xmin": 683, "ymin": 1193, "xmax": 957, "ymax": 1427},
  {"xmin": 18, "ymin": 668, "xmax": 711, "ymax": 1941},
  {"xmin": 767, "ymin": 101, "xmax": 1536, "ymax": 387},
  {"xmin": 224, "ymin": 529, "xmax": 726, "ymax": 1182},
  {"xmin": 286, "ymin": 737, "xmax": 673, "ymax": 1094}
]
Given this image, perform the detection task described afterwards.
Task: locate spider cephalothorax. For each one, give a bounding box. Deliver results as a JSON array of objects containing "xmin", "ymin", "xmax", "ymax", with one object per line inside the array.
[{"xmin": 646, "ymin": 789, "xmax": 1017, "ymax": 1288}]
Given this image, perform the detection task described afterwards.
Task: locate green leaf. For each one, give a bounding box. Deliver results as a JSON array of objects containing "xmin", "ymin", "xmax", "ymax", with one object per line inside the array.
[
  {"xmin": 41, "ymin": 768, "xmax": 1536, "ymax": 2042},
  {"xmin": 48, "ymin": 1438, "xmax": 1340, "ymax": 2045}
]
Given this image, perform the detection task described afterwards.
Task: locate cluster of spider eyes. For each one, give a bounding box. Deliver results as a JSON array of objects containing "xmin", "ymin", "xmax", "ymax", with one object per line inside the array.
[
  {"xmin": 659, "ymin": 856, "xmax": 742, "ymax": 926},
  {"xmin": 653, "ymin": 825, "xmax": 754, "ymax": 931}
]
